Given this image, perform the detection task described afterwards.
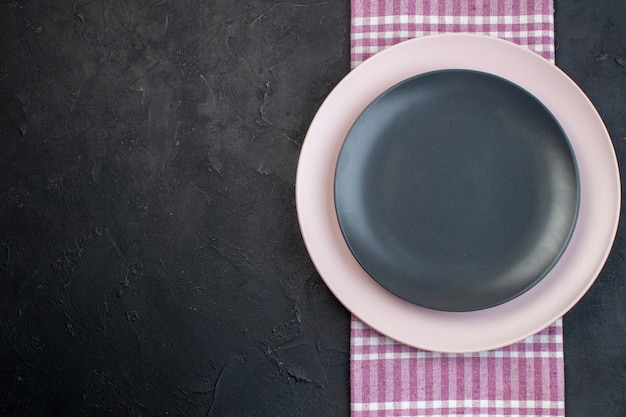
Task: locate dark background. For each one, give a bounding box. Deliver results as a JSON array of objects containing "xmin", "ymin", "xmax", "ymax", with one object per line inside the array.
[{"xmin": 0, "ymin": 0, "xmax": 624, "ymax": 416}]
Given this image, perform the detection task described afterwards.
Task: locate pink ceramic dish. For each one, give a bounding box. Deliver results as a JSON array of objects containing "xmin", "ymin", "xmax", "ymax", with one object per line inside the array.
[{"xmin": 295, "ymin": 34, "xmax": 620, "ymax": 352}]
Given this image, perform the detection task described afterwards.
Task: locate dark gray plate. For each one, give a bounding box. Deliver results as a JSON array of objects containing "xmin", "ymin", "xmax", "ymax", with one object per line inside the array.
[{"xmin": 334, "ymin": 70, "xmax": 579, "ymax": 312}]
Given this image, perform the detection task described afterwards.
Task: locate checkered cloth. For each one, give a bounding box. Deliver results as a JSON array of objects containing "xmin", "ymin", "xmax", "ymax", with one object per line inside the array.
[
  {"xmin": 350, "ymin": 1, "xmax": 564, "ymax": 416},
  {"xmin": 352, "ymin": 0, "xmax": 555, "ymax": 67}
]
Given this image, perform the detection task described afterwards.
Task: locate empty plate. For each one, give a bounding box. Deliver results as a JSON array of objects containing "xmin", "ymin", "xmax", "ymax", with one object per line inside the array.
[
  {"xmin": 334, "ymin": 70, "xmax": 579, "ymax": 311},
  {"xmin": 296, "ymin": 34, "xmax": 620, "ymax": 352}
]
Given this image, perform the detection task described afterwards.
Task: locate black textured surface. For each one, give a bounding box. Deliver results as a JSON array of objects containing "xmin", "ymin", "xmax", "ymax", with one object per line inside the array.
[
  {"xmin": 0, "ymin": 0, "xmax": 624, "ymax": 416},
  {"xmin": 0, "ymin": 1, "xmax": 350, "ymax": 416},
  {"xmin": 555, "ymin": 1, "xmax": 626, "ymax": 416},
  {"xmin": 335, "ymin": 70, "xmax": 578, "ymax": 311}
]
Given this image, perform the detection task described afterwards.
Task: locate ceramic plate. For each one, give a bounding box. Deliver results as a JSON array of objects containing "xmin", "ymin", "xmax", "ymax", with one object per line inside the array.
[
  {"xmin": 296, "ymin": 34, "xmax": 620, "ymax": 352},
  {"xmin": 335, "ymin": 69, "xmax": 579, "ymax": 311}
]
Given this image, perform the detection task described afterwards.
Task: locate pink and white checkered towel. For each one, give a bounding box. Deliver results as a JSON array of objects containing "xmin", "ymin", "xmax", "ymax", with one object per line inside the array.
[{"xmin": 350, "ymin": 1, "xmax": 565, "ymax": 416}]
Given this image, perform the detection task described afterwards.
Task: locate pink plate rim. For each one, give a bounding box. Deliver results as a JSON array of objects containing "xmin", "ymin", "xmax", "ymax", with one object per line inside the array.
[{"xmin": 295, "ymin": 34, "xmax": 621, "ymax": 352}]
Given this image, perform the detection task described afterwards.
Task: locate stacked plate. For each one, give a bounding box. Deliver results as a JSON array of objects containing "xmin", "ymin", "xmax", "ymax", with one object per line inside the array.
[{"xmin": 295, "ymin": 34, "xmax": 620, "ymax": 352}]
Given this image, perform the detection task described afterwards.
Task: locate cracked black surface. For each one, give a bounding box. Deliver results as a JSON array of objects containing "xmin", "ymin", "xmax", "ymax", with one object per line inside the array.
[{"xmin": 0, "ymin": 0, "xmax": 624, "ymax": 416}]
